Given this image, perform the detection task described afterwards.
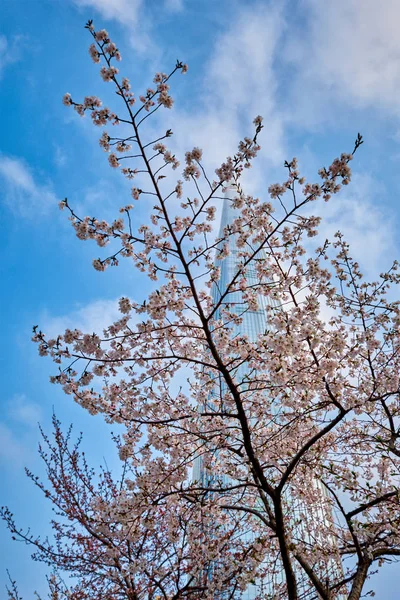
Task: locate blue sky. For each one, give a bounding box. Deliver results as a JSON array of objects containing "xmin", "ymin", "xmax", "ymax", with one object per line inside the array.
[{"xmin": 1, "ymin": 0, "xmax": 400, "ymax": 596}]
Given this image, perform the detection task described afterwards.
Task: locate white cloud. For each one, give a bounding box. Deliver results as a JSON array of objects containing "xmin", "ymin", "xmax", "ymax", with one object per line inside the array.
[
  {"xmin": 118, "ymin": 3, "xmax": 288, "ymax": 255},
  {"xmin": 41, "ymin": 299, "xmax": 139, "ymax": 395},
  {"xmin": 205, "ymin": 3, "xmax": 285, "ymax": 166},
  {"xmin": 73, "ymin": 0, "xmax": 152, "ymax": 52},
  {"xmin": 8, "ymin": 394, "xmax": 42, "ymax": 427},
  {"xmin": 0, "ymin": 423, "xmax": 27, "ymax": 466},
  {"xmin": 164, "ymin": 0, "xmax": 183, "ymax": 12},
  {"xmin": 286, "ymin": 0, "xmax": 400, "ymax": 117},
  {"xmin": 206, "ymin": 5, "xmax": 281, "ymax": 112},
  {"xmin": 167, "ymin": 3, "xmax": 286, "ymax": 198},
  {"xmin": 0, "ymin": 155, "xmax": 57, "ymax": 215},
  {"xmin": 54, "ymin": 145, "xmax": 67, "ymax": 168},
  {"xmin": 0, "ymin": 34, "xmax": 25, "ymax": 79},
  {"xmin": 42, "ymin": 298, "xmax": 123, "ymax": 339},
  {"xmin": 74, "ymin": 0, "xmax": 142, "ymax": 24},
  {"xmin": 0, "ymin": 395, "xmax": 42, "ymax": 467},
  {"xmin": 315, "ymin": 172, "xmax": 395, "ymax": 276},
  {"xmin": 62, "ymin": 2, "xmax": 286, "ymax": 226}
]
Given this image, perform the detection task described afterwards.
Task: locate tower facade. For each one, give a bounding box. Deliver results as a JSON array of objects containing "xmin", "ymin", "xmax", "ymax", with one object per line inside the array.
[
  {"xmin": 193, "ymin": 191, "xmax": 346, "ymax": 599},
  {"xmin": 193, "ymin": 192, "xmax": 279, "ymax": 598}
]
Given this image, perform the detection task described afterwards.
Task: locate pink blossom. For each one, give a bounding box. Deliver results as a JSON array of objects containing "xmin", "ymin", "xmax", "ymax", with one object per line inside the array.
[
  {"xmin": 104, "ymin": 42, "xmax": 117, "ymax": 55},
  {"xmin": 100, "ymin": 66, "xmax": 119, "ymax": 82},
  {"xmin": 268, "ymin": 183, "xmax": 286, "ymax": 199},
  {"xmin": 62, "ymin": 93, "xmax": 72, "ymax": 106},
  {"xmin": 108, "ymin": 112, "xmax": 120, "ymax": 125},
  {"xmin": 131, "ymin": 187, "xmax": 141, "ymax": 200},
  {"xmin": 91, "ymin": 108, "xmax": 110, "ymax": 126},
  {"xmin": 94, "ymin": 29, "xmax": 109, "ymax": 42},
  {"xmin": 92, "ymin": 258, "xmax": 105, "ymax": 271},
  {"xmin": 183, "ymin": 164, "xmax": 200, "ymax": 180},
  {"xmin": 119, "ymin": 297, "xmax": 132, "ymax": 314},
  {"xmin": 99, "ymin": 131, "xmax": 110, "ymax": 151},
  {"xmin": 139, "ymin": 95, "xmax": 155, "ymax": 111},
  {"xmin": 215, "ymin": 157, "xmax": 235, "ymax": 182},
  {"xmin": 116, "ymin": 141, "xmax": 131, "ymax": 153},
  {"xmin": 162, "ymin": 150, "xmax": 179, "ymax": 170},
  {"xmin": 206, "ymin": 206, "xmax": 216, "ymax": 221},
  {"xmin": 158, "ymin": 92, "xmax": 174, "ymax": 108},
  {"xmin": 122, "ymin": 168, "xmax": 138, "ymax": 179},
  {"xmin": 153, "ymin": 72, "xmax": 167, "ymax": 83},
  {"xmin": 108, "ymin": 153, "xmax": 119, "ymax": 168},
  {"xmin": 186, "ymin": 147, "xmax": 202, "ymax": 162},
  {"xmin": 83, "ymin": 95, "xmax": 102, "ymax": 108},
  {"xmin": 153, "ymin": 142, "xmax": 166, "ymax": 153},
  {"xmin": 74, "ymin": 104, "xmax": 85, "ymax": 116},
  {"xmin": 88, "ymin": 43, "xmax": 100, "ymax": 63},
  {"xmin": 175, "ymin": 180, "xmax": 183, "ymax": 198}
]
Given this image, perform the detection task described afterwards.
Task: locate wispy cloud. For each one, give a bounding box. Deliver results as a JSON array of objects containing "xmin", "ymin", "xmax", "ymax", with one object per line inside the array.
[
  {"xmin": 0, "ymin": 34, "xmax": 26, "ymax": 79},
  {"xmin": 54, "ymin": 145, "xmax": 67, "ymax": 168},
  {"xmin": 73, "ymin": 0, "xmax": 152, "ymax": 52},
  {"xmin": 207, "ymin": 3, "xmax": 286, "ymax": 189},
  {"xmin": 0, "ymin": 395, "xmax": 42, "ymax": 467},
  {"xmin": 42, "ymin": 298, "xmax": 123, "ymax": 339},
  {"xmin": 73, "ymin": 0, "xmax": 142, "ymax": 25},
  {"xmin": 0, "ymin": 423, "xmax": 27, "ymax": 466},
  {"xmin": 284, "ymin": 0, "xmax": 400, "ymax": 120},
  {"xmin": 314, "ymin": 172, "xmax": 396, "ymax": 275},
  {"xmin": 65, "ymin": 1, "xmax": 395, "ymax": 280},
  {"xmin": 8, "ymin": 394, "xmax": 42, "ymax": 427},
  {"xmin": 41, "ymin": 299, "xmax": 137, "ymax": 394},
  {"xmin": 0, "ymin": 155, "xmax": 57, "ymax": 215},
  {"xmin": 168, "ymin": 3, "xmax": 286, "ymax": 197},
  {"xmin": 164, "ymin": 0, "xmax": 184, "ymax": 12}
]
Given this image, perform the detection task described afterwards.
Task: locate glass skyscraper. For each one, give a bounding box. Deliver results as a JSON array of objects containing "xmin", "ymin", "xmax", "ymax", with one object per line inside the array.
[{"xmin": 193, "ymin": 189, "xmax": 346, "ymax": 599}]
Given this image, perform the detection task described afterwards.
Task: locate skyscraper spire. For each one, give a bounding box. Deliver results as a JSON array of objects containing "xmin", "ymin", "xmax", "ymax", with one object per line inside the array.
[
  {"xmin": 193, "ymin": 185, "xmax": 276, "ymax": 598},
  {"xmin": 193, "ymin": 186, "xmax": 346, "ymax": 599}
]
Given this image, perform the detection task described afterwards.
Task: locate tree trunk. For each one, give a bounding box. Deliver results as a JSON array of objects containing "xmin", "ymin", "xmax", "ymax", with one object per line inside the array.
[{"xmin": 348, "ymin": 560, "xmax": 370, "ymax": 600}]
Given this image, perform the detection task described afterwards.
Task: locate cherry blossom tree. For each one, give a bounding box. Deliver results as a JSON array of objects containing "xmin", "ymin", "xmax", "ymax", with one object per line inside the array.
[
  {"xmin": 5, "ymin": 20, "xmax": 400, "ymax": 599},
  {"xmin": 2, "ymin": 415, "xmax": 258, "ymax": 599}
]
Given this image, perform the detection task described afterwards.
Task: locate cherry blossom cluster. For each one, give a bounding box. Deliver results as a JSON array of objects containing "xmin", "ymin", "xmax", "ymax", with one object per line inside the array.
[
  {"xmin": 183, "ymin": 147, "xmax": 203, "ymax": 180},
  {"xmin": 62, "ymin": 92, "xmax": 118, "ymax": 126},
  {"xmin": 2, "ymin": 416, "xmax": 264, "ymax": 599}
]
